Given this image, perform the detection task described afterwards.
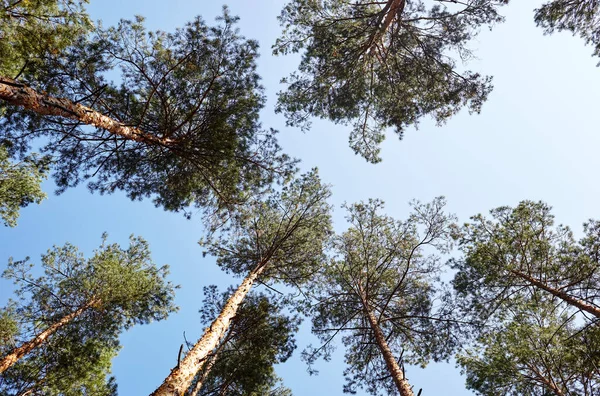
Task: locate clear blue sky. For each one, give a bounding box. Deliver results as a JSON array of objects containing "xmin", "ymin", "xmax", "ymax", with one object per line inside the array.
[{"xmin": 2, "ymin": 0, "xmax": 600, "ymax": 395}]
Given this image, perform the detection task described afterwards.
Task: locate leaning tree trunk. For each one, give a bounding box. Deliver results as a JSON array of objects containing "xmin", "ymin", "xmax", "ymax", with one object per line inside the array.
[
  {"xmin": 151, "ymin": 262, "xmax": 267, "ymax": 396},
  {"xmin": 0, "ymin": 298, "xmax": 99, "ymax": 373},
  {"xmin": 511, "ymin": 269, "xmax": 600, "ymax": 318},
  {"xmin": 0, "ymin": 76, "xmax": 174, "ymax": 147},
  {"xmin": 358, "ymin": 286, "xmax": 414, "ymax": 396},
  {"xmin": 188, "ymin": 325, "xmax": 233, "ymax": 396}
]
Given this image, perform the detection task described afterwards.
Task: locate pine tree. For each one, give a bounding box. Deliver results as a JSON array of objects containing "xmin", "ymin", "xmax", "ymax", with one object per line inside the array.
[
  {"xmin": 1, "ymin": 6, "xmax": 294, "ymax": 215},
  {"xmin": 152, "ymin": 170, "xmax": 332, "ymax": 396},
  {"xmin": 535, "ymin": 0, "xmax": 600, "ymax": 59},
  {"xmin": 304, "ymin": 198, "xmax": 457, "ymax": 396},
  {"xmin": 453, "ymin": 201, "xmax": 600, "ymax": 324},
  {"xmin": 0, "ymin": 235, "xmax": 177, "ymax": 394},
  {"xmin": 458, "ymin": 291, "xmax": 600, "ymax": 396},
  {"xmin": 189, "ymin": 286, "xmax": 298, "ymax": 396},
  {"xmin": 274, "ymin": 0, "xmax": 505, "ymax": 162}
]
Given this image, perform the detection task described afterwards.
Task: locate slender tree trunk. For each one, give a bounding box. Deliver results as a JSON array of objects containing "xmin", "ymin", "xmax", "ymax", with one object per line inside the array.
[
  {"xmin": 151, "ymin": 263, "xmax": 266, "ymax": 396},
  {"xmin": 0, "ymin": 76, "xmax": 175, "ymax": 146},
  {"xmin": 362, "ymin": 0, "xmax": 406, "ymax": 55},
  {"xmin": 0, "ymin": 298, "xmax": 99, "ymax": 373},
  {"xmin": 526, "ymin": 363, "xmax": 565, "ymax": 396},
  {"xmin": 357, "ymin": 286, "xmax": 414, "ymax": 396},
  {"xmin": 511, "ymin": 269, "xmax": 600, "ymax": 318}
]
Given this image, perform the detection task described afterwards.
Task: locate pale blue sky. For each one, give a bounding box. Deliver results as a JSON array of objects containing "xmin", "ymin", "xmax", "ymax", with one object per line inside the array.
[{"xmin": 2, "ymin": 0, "xmax": 600, "ymax": 395}]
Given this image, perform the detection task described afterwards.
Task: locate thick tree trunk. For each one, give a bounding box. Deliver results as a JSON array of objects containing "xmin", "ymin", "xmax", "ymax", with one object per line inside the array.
[
  {"xmin": 188, "ymin": 326, "xmax": 232, "ymax": 396},
  {"xmin": 0, "ymin": 76, "xmax": 175, "ymax": 147},
  {"xmin": 151, "ymin": 263, "xmax": 266, "ymax": 396},
  {"xmin": 511, "ymin": 269, "xmax": 600, "ymax": 318},
  {"xmin": 0, "ymin": 298, "xmax": 99, "ymax": 373}
]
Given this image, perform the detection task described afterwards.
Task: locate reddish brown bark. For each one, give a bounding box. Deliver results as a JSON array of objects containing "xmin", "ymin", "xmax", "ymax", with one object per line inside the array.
[
  {"xmin": 357, "ymin": 285, "xmax": 414, "ymax": 396},
  {"xmin": 362, "ymin": 0, "xmax": 406, "ymax": 55},
  {"xmin": 188, "ymin": 326, "xmax": 232, "ymax": 396},
  {"xmin": 0, "ymin": 298, "xmax": 100, "ymax": 373},
  {"xmin": 151, "ymin": 263, "xmax": 266, "ymax": 396},
  {"xmin": 510, "ymin": 269, "xmax": 600, "ymax": 318},
  {"xmin": 0, "ymin": 76, "xmax": 175, "ymax": 147},
  {"xmin": 526, "ymin": 363, "xmax": 565, "ymax": 396}
]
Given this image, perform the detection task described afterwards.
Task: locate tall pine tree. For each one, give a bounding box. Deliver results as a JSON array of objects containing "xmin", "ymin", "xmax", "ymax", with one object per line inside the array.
[{"xmin": 274, "ymin": 0, "xmax": 505, "ymax": 162}]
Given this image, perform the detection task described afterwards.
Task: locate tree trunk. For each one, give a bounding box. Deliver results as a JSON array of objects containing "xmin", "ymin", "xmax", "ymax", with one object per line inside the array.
[
  {"xmin": 362, "ymin": 0, "xmax": 406, "ymax": 55},
  {"xmin": 151, "ymin": 263, "xmax": 266, "ymax": 396},
  {"xmin": 357, "ymin": 286, "xmax": 414, "ymax": 396},
  {"xmin": 526, "ymin": 363, "xmax": 565, "ymax": 396},
  {"xmin": 511, "ymin": 269, "xmax": 600, "ymax": 318},
  {"xmin": 0, "ymin": 298, "xmax": 100, "ymax": 373},
  {"xmin": 188, "ymin": 325, "xmax": 232, "ymax": 396},
  {"xmin": 0, "ymin": 76, "xmax": 175, "ymax": 147}
]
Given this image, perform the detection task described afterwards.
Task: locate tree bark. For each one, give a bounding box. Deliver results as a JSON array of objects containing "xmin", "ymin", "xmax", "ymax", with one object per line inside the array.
[
  {"xmin": 151, "ymin": 263, "xmax": 266, "ymax": 396},
  {"xmin": 188, "ymin": 325, "xmax": 232, "ymax": 396},
  {"xmin": 0, "ymin": 298, "xmax": 100, "ymax": 373},
  {"xmin": 358, "ymin": 286, "xmax": 414, "ymax": 396},
  {"xmin": 362, "ymin": 0, "xmax": 406, "ymax": 55},
  {"xmin": 510, "ymin": 269, "xmax": 600, "ymax": 318},
  {"xmin": 0, "ymin": 76, "xmax": 175, "ymax": 147},
  {"xmin": 526, "ymin": 363, "xmax": 565, "ymax": 396}
]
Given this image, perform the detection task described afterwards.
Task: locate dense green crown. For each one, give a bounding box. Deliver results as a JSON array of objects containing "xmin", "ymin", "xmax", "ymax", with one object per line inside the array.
[
  {"xmin": 453, "ymin": 200, "xmax": 600, "ymax": 325},
  {"xmin": 458, "ymin": 294, "xmax": 600, "ymax": 396},
  {"xmin": 201, "ymin": 169, "xmax": 332, "ymax": 285},
  {"xmin": 0, "ymin": 236, "xmax": 177, "ymax": 395},
  {"xmin": 0, "ymin": 0, "xmax": 92, "ymax": 79},
  {"xmin": 274, "ymin": 0, "xmax": 505, "ymax": 162},
  {"xmin": 1, "ymin": 7, "xmax": 295, "ymax": 216}
]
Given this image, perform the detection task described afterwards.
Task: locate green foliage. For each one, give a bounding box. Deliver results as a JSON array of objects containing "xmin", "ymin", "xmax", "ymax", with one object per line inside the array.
[
  {"xmin": 304, "ymin": 198, "xmax": 457, "ymax": 395},
  {"xmin": 452, "ymin": 201, "xmax": 600, "ymax": 326},
  {"xmin": 0, "ymin": 0, "xmax": 92, "ymax": 79},
  {"xmin": 201, "ymin": 169, "xmax": 332, "ymax": 286},
  {"xmin": 0, "ymin": 330, "xmax": 119, "ymax": 396},
  {"xmin": 1, "ymin": 7, "xmax": 295, "ymax": 215},
  {"xmin": 192, "ymin": 286, "xmax": 298, "ymax": 396},
  {"xmin": 0, "ymin": 235, "xmax": 177, "ymax": 395},
  {"xmin": 0, "ymin": 307, "xmax": 18, "ymax": 349},
  {"xmin": 274, "ymin": 0, "xmax": 505, "ymax": 162},
  {"xmin": 0, "ymin": 145, "xmax": 48, "ymax": 227},
  {"xmin": 458, "ymin": 294, "xmax": 600, "ymax": 396},
  {"xmin": 535, "ymin": 0, "xmax": 600, "ymax": 60}
]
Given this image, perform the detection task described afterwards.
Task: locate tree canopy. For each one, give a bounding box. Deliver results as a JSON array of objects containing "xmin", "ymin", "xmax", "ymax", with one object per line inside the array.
[
  {"xmin": 152, "ymin": 170, "xmax": 332, "ymax": 395},
  {"xmin": 304, "ymin": 198, "xmax": 457, "ymax": 395},
  {"xmin": 535, "ymin": 0, "xmax": 600, "ymax": 60},
  {"xmin": 458, "ymin": 292, "xmax": 600, "ymax": 396},
  {"xmin": 0, "ymin": 0, "xmax": 92, "ymax": 79},
  {"xmin": 0, "ymin": 235, "xmax": 177, "ymax": 395},
  {"xmin": 0, "ymin": 6, "xmax": 294, "ymax": 216},
  {"xmin": 274, "ymin": 0, "xmax": 505, "ymax": 162},
  {"xmin": 453, "ymin": 201, "xmax": 600, "ymax": 326}
]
